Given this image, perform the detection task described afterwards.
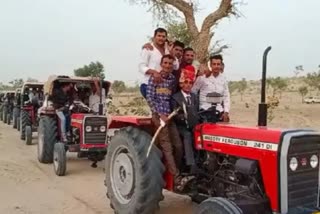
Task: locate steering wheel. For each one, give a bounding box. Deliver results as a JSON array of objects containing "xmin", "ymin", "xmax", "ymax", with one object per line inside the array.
[
  {"xmin": 70, "ymin": 101, "xmax": 93, "ymax": 113},
  {"xmin": 198, "ymin": 106, "xmax": 221, "ymax": 123}
]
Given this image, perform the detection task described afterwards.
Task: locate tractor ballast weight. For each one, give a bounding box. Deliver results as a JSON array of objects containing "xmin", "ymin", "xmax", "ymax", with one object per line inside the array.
[
  {"xmin": 37, "ymin": 75, "xmax": 111, "ymax": 176},
  {"xmin": 105, "ymin": 47, "xmax": 320, "ymax": 214}
]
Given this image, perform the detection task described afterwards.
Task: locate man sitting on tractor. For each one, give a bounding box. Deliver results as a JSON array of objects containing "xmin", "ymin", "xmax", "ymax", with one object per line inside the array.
[
  {"xmin": 171, "ymin": 70, "xmax": 200, "ymax": 174},
  {"xmin": 192, "ymin": 54, "xmax": 230, "ymax": 122},
  {"xmin": 50, "ymin": 82, "xmax": 73, "ymax": 142},
  {"xmin": 146, "ymin": 54, "xmax": 183, "ymax": 179},
  {"xmin": 89, "ymin": 77, "xmax": 106, "ymax": 115}
]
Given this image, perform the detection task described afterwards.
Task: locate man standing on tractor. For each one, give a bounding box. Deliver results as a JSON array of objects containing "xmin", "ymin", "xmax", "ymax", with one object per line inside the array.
[
  {"xmin": 50, "ymin": 82, "xmax": 73, "ymax": 142},
  {"xmin": 138, "ymin": 28, "xmax": 179, "ymax": 98},
  {"xmin": 192, "ymin": 54, "xmax": 230, "ymax": 122},
  {"xmin": 146, "ymin": 54, "xmax": 183, "ymax": 178},
  {"xmin": 171, "ymin": 70, "xmax": 200, "ymax": 174},
  {"xmin": 89, "ymin": 77, "xmax": 106, "ymax": 115}
]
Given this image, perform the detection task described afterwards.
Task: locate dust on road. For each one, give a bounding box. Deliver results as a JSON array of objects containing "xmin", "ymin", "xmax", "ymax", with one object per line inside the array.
[{"xmin": 0, "ymin": 122, "xmax": 196, "ymax": 214}]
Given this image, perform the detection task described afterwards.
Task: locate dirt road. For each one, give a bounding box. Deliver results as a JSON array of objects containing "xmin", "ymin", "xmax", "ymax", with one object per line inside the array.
[{"xmin": 0, "ymin": 122, "xmax": 195, "ymax": 214}]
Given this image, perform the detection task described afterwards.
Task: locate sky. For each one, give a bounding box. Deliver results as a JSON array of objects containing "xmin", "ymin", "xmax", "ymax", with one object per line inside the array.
[{"xmin": 0, "ymin": 0, "xmax": 319, "ymax": 85}]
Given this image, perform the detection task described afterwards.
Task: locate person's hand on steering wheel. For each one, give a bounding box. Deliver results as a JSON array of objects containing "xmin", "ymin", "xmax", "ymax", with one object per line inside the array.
[{"xmin": 220, "ymin": 112, "xmax": 230, "ymax": 122}]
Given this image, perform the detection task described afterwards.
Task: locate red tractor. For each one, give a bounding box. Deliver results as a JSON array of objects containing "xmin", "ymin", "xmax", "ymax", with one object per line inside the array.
[
  {"xmin": 104, "ymin": 47, "xmax": 320, "ymax": 214},
  {"xmin": 18, "ymin": 82, "xmax": 44, "ymax": 145},
  {"xmin": 37, "ymin": 75, "xmax": 111, "ymax": 176}
]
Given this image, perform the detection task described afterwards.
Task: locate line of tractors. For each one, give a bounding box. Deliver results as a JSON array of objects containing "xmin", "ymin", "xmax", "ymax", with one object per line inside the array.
[{"xmin": 1, "ymin": 48, "xmax": 320, "ymax": 214}]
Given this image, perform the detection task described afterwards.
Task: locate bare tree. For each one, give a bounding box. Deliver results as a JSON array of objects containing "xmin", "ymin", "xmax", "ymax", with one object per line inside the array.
[
  {"xmin": 129, "ymin": 0, "xmax": 239, "ymax": 64},
  {"xmin": 237, "ymin": 78, "xmax": 247, "ymax": 101},
  {"xmin": 298, "ymin": 86, "xmax": 308, "ymax": 103}
]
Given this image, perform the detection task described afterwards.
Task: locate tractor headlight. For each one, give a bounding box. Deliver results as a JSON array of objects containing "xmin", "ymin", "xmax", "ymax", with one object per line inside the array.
[
  {"xmin": 100, "ymin": 125, "xmax": 106, "ymax": 132},
  {"xmin": 85, "ymin": 126, "xmax": 92, "ymax": 132},
  {"xmin": 310, "ymin": 155, "xmax": 318, "ymax": 168},
  {"xmin": 289, "ymin": 157, "xmax": 298, "ymax": 171}
]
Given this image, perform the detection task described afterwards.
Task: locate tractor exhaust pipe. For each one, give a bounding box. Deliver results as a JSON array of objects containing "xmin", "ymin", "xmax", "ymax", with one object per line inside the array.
[
  {"xmin": 98, "ymin": 79, "xmax": 103, "ymax": 115},
  {"xmin": 258, "ymin": 46, "xmax": 272, "ymax": 127}
]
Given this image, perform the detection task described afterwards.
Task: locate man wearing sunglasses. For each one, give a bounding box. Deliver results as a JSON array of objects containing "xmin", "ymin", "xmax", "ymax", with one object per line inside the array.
[
  {"xmin": 192, "ymin": 54, "xmax": 230, "ymax": 122},
  {"xmin": 171, "ymin": 71, "xmax": 200, "ymax": 174}
]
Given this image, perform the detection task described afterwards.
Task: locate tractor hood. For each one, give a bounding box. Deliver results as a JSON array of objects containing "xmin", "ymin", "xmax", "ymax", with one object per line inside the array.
[{"xmin": 195, "ymin": 123, "xmax": 283, "ymax": 152}]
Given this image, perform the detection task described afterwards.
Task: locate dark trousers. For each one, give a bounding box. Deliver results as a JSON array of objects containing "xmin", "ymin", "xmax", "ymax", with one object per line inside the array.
[
  {"xmin": 177, "ymin": 126, "xmax": 195, "ymax": 166},
  {"xmin": 152, "ymin": 113, "xmax": 183, "ymax": 175},
  {"xmin": 140, "ymin": 83, "xmax": 147, "ymax": 99}
]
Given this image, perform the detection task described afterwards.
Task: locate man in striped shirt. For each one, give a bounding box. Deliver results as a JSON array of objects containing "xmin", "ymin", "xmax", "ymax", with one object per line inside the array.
[{"xmin": 146, "ymin": 54, "xmax": 183, "ymax": 177}]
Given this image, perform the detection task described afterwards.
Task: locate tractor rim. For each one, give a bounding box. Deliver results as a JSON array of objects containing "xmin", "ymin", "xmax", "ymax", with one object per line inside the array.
[{"xmin": 111, "ymin": 146, "xmax": 135, "ymax": 205}]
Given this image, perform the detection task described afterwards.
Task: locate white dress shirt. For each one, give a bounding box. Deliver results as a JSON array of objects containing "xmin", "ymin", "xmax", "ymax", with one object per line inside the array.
[
  {"xmin": 89, "ymin": 89, "xmax": 106, "ymax": 114},
  {"xmin": 191, "ymin": 73, "xmax": 230, "ymax": 113},
  {"xmin": 181, "ymin": 90, "xmax": 191, "ymax": 104},
  {"xmin": 138, "ymin": 43, "xmax": 179, "ymax": 84}
]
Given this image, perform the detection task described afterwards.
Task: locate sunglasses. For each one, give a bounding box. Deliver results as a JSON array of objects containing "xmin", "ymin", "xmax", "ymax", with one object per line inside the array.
[{"xmin": 183, "ymin": 80, "xmax": 193, "ymax": 85}]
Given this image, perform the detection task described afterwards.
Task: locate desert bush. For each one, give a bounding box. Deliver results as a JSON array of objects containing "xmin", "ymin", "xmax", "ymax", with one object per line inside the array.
[{"xmin": 267, "ymin": 95, "xmax": 280, "ymax": 122}]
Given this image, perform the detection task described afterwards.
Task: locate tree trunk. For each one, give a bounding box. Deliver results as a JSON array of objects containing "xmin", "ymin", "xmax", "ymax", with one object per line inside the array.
[{"xmin": 192, "ymin": 30, "xmax": 211, "ymax": 64}]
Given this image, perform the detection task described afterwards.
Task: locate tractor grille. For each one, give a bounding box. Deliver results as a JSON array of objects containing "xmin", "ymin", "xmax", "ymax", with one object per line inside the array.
[
  {"xmin": 84, "ymin": 116, "xmax": 107, "ymax": 144},
  {"xmin": 287, "ymin": 135, "xmax": 320, "ymax": 210}
]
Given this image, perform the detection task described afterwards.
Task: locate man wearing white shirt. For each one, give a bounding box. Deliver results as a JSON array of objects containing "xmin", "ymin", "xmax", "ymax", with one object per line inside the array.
[
  {"xmin": 89, "ymin": 78, "xmax": 106, "ymax": 114},
  {"xmin": 138, "ymin": 28, "xmax": 179, "ymax": 98},
  {"xmin": 192, "ymin": 55, "xmax": 230, "ymax": 122}
]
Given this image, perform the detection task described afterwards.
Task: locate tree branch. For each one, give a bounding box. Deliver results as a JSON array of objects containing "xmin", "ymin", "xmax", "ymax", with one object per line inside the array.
[
  {"xmin": 161, "ymin": 0, "xmax": 199, "ymax": 38},
  {"xmin": 201, "ymin": 0, "xmax": 233, "ymax": 32}
]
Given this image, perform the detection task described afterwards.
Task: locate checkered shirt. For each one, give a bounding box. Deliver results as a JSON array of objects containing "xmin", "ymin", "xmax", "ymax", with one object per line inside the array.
[{"xmin": 146, "ymin": 73, "xmax": 175, "ymax": 115}]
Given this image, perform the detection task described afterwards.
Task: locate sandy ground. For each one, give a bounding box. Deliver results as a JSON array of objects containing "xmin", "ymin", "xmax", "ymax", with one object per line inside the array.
[
  {"xmin": 0, "ymin": 122, "xmax": 195, "ymax": 214},
  {"xmin": 1, "ymin": 91, "xmax": 319, "ymax": 214}
]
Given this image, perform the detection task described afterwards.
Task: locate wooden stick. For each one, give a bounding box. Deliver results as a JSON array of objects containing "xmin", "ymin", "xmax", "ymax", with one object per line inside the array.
[{"xmin": 146, "ymin": 107, "xmax": 181, "ymax": 158}]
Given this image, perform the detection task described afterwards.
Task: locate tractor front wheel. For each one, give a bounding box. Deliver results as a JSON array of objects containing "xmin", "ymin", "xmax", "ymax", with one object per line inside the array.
[
  {"xmin": 3, "ymin": 106, "xmax": 7, "ymax": 124},
  {"xmin": 7, "ymin": 113, "xmax": 11, "ymax": 125},
  {"xmin": 17, "ymin": 116, "xmax": 20, "ymax": 131},
  {"xmin": 0, "ymin": 105, "xmax": 3, "ymax": 121},
  {"xmin": 53, "ymin": 142, "xmax": 67, "ymax": 176},
  {"xmin": 20, "ymin": 110, "xmax": 31, "ymax": 140},
  {"xmin": 105, "ymin": 126, "xmax": 165, "ymax": 214},
  {"xmin": 25, "ymin": 125, "xmax": 32, "ymax": 145},
  {"xmin": 197, "ymin": 197, "xmax": 243, "ymax": 214},
  {"xmin": 37, "ymin": 116, "xmax": 57, "ymax": 163},
  {"xmin": 13, "ymin": 107, "xmax": 19, "ymax": 129}
]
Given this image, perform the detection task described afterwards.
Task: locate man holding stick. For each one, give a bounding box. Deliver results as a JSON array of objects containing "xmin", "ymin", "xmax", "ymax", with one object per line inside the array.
[{"xmin": 146, "ymin": 54, "xmax": 183, "ymax": 177}]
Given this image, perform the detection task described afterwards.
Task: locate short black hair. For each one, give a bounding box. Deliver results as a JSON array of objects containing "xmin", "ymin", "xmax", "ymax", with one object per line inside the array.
[
  {"xmin": 154, "ymin": 27, "xmax": 167, "ymax": 36},
  {"xmin": 173, "ymin": 40, "xmax": 185, "ymax": 49},
  {"xmin": 210, "ymin": 54, "xmax": 223, "ymax": 62},
  {"xmin": 183, "ymin": 47, "xmax": 194, "ymax": 53},
  {"xmin": 160, "ymin": 54, "xmax": 175, "ymax": 64}
]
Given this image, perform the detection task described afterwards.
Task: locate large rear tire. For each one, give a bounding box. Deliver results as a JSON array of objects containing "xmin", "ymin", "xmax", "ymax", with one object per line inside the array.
[
  {"xmin": 20, "ymin": 110, "xmax": 31, "ymax": 140},
  {"xmin": 37, "ymin": 116, "xmax": 58, "ymax": 163},
  {"xmin": 105, "ymin": 126, "xmax": 165, "ymax": 214},
  {"xmin": 197, "ymin": 197, "xmax": 243, "ymax": 214},
  {"xmin": 53, "ymin": 142, "xmax": 67, "ymax": 176}
]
